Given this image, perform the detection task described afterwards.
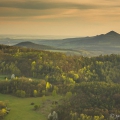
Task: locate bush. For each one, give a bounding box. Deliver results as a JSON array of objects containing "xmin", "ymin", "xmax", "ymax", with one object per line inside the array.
[
  {"xmin": 16, "ymin": 90, "xmax": 26, "ymax": 98},
  {"xmin": 0, "ymin": 101, "xmax": 6, "ymax": 109},
  {"xmin": 31, "ymin": 102, "xmax": 34, "ymax": 105},
  {"xmin": 34, "ymin": 105, "xmax": 40, "ymax": 110}
]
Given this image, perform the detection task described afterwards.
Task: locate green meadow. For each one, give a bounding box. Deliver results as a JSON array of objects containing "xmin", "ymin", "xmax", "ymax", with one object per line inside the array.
[
  {"xmin": 0, "ymin": 93, "xmax": 61, "ymax": 120},
  {"xmin": 0, "ymin": 75, "xmax": 8, "ymax": 81}
]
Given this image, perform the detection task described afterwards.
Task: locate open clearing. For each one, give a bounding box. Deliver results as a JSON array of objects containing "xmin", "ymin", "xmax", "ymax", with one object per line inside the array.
[{"xmin": 0, "ymin": 93, "xmax": 61, "ymax": 120}]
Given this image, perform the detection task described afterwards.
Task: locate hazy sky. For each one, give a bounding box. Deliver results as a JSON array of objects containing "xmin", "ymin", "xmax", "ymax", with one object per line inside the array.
[{"xmin": 0, "ymin": 0, "xmax": 120, "ymax": 37}]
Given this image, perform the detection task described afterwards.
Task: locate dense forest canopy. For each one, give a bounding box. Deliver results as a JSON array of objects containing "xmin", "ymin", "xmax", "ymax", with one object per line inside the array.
[
  {"xmin": 0, "ymin": 44, "xmax": 120, "ymax": 83},
  {"xmin": 0, "ymin": 44, "xmax": 120, "ymax": 120}
]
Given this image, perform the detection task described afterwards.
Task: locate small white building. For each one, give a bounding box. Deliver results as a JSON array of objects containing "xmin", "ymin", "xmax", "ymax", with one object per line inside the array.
[{"xmin": 11, "ymin": 74, "xmax": 15, "ymax": 79}]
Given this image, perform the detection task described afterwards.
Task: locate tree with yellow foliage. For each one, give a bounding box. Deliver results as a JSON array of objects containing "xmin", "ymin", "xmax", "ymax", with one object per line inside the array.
[
  {"xmin": 33, "ymin": 90, "xmax": 38, "ymax": 97},
  {"xmin": 0, "ymin": 101, "xmax": 7, "ymax": 119}
]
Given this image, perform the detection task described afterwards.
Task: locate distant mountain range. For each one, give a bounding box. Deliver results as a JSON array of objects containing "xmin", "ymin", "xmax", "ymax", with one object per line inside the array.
[
  {"xmin": 32, "ymin": 31, "xmax": 120, "ymax": 56},
  {"xmin": 0, "ymin": 31, "xmax": 120, "ymax": 56},
  {"xmin": 37, "ymin": 31, "xmax": 120, "ymax": 48}
]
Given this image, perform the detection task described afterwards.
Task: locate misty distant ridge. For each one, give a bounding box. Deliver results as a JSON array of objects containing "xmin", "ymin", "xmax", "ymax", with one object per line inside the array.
[
  {"xmin": 0, "ymin": 30, "xmax": 120, "ymax": 41},
  {"xmin": 97, "ymin": 31, "xmax": 119, "ymax": 36},
  {"xmin": 0, "ymin": 30, "xmax": 120, "ymax": 56},
  {"xmin": 106, "ymin": 30, "xmax": 119, "ymax": 34},
  {"xmin": 94, "ymin": 31, "xmax": 120, "ymax": 39},
  {"xmin": 15, "ymin": 41, "xmax": 55, "ymax": 50}
]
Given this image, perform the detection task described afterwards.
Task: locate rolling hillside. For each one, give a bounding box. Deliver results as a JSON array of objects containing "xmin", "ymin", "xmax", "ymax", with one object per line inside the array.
[
  {"xmin": 14, "ymin": 41, "xmax": 83, "ymax": 56},
  {"xmin": 15, "ymin": 41, "xmax": 55, "ymax": 50}
]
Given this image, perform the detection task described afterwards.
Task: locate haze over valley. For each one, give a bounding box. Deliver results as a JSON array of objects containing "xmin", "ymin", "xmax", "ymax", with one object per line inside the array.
[{"xmin": 0, "ymin": 30, "xmax": 120, "ymax": 56}]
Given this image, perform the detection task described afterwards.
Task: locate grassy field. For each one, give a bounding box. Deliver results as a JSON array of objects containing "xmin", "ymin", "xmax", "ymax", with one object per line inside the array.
[
  {"xmin": 0, "ymin": 75, "xmax": 9, "ymax": 81},
  {"xmin": 0, "ymin": 93, "xmax": 61, "ymax": 120}
]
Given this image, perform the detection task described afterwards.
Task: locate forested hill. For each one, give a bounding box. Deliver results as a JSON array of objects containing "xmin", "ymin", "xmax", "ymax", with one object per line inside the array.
[
  {"xmin": 14, "ymin": 41, "xmax": 55, "ymax": 50},
  {"xmin": 0, "ymin": 44, "xmax": 120, "ymax": 120},
  {"xmin": 0, "ymin": 44, "xmax": 120, "ymax": 83}
]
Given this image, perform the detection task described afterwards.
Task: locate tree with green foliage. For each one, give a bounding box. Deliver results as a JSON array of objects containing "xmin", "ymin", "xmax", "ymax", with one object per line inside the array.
[
  {"xmin": 52, "ymin": 90, "xmax": 57, "ymax": 97},
  {"xmin": 66, "ymin": 91, "xmax": 72, "ymax": 100}
]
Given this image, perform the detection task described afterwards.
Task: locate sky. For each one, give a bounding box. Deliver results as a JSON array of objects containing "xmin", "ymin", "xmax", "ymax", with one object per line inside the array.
[{"xmin": 0, "ymin": 0, "xmax": 120, "ymax": 37}]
